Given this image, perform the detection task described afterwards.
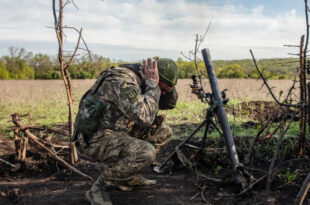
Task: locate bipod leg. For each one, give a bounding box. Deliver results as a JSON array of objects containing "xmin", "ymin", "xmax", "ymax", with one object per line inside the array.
[
  {"xmin": 153, "ymin": 119, "xmax": 207, "ymax": 173},
  {"xmin": 198, "ymin": 109, "xmax": 214, "ymax": 154},
  {"xmin": 184, "ymin": 109, "xmax": 215, "ymax": 162}
]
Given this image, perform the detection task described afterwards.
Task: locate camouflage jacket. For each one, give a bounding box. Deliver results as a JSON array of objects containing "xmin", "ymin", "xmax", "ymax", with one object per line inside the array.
[{"xmin": 85, "ymin": 65, "xmax": 178, "ymax": 140}]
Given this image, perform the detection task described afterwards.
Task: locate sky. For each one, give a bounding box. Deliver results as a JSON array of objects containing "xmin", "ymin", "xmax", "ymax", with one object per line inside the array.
[{"xmin": 0, "ymin": 0, "xmax": 307, "ymax": 61}]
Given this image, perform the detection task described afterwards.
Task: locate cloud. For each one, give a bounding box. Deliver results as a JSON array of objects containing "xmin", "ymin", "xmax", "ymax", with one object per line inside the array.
[{"xmin": 0, "ymin": 0, "xmax": 305, "ymax": 60}]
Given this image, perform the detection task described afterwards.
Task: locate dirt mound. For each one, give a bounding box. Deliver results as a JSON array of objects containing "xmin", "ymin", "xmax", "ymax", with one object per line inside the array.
[{"xmin": 227, "ymin": 101, "xmax": 298, "ymax": 123}]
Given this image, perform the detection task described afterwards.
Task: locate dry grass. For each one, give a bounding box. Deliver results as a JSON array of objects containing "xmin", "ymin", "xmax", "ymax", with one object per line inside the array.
[
  {"xmin": 0, "ymin": 79, "xmax": 299, "ymax": 135},
  {"xmin": 176, "ymin": 79, "xmax": 299, "ymax": 102},
  {"xmin": 0, "ymin": 80, "xmax": 94, "ymax": 105},
  {"xmin": 0, "ymin": 80, "xmax": 94, "ymax": 133},
  {"xmin": 0, "ymin": 79, "xmax": 298, "ymax": 104}
]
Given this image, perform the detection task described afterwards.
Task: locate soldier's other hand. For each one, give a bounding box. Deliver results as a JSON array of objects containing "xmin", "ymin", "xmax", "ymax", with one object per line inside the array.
[{"xmin": 140, "ymin": 57, "xmax": 159, "ymax": 84}]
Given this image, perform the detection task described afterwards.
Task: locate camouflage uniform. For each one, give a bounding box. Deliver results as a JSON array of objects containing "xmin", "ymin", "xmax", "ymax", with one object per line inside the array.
[{"xmin": 77, "ymin": 65, "xmax": 177, "ymax": 188}]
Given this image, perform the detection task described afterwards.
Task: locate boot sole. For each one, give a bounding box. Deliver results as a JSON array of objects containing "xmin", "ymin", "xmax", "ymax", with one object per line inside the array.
[{"xmin": 118, "ymin": 185, "xmax": 134, "ymax": 192}]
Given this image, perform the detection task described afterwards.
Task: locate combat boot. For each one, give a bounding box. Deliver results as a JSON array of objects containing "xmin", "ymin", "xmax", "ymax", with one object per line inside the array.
[
  {"xmin": 104, "ymin": 179, "xmax": 134, "ymax": 192},
  {"xmin": 127, "ymin": 174, "xmax": 157, "ymax": 186},
  {"xmin": 85, "ymin": 176, "xmax": 113, "ymax": 205},
  {"xmin": 105, "ymin": 175, "xmax": 156, "ymax": 191}
]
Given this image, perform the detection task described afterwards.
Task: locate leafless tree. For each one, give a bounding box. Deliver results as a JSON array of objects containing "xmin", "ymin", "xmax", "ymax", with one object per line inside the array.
[{"xmin": 52, "ymin": 0, "xmax": 91, "ymax": 164}]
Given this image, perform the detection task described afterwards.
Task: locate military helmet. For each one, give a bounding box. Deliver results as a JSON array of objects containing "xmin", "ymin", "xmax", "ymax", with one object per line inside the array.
[{"xmin": 157, "ymin": 58, "xmax": 178, "ymax": 86}]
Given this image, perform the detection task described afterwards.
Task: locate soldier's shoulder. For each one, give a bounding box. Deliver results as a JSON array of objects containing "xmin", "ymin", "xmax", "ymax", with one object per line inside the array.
[{"xmin": 105, "ymin": 66, "xmax": 141, "ymax": 85}]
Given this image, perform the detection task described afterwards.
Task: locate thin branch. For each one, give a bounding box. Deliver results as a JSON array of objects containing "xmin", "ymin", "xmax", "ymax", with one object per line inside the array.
[
  {"xmin": 63, "ymin": 0, "xmax": 79, "ymax": 9},
  {"xmin": 180, "ymin": 52, "xmax": 194, "ymax": 61},
  {"xmin": 63, "ymin": 26, "xmax": 92, "ymax": 61},
  {"xmin": 250, "ymin": 49, "xmax": 300, "ymax": 108},
  {"xmin": 304, "ymin": 0, "xmax": 309, "ymax": 62},
  {"xmin": 288, "ymin": 53, "xmax": 301, "ymax": 56},
  {"xmin": 238, "ymin": 158, "xmax": 310, "ymax": 196},
  {"xmin": 71, "ymin": 0, "xmax": 79, "ymax": 9},
  {"xmin": 64, "ymin": 28, "xmax": 82, "ymax": 69},
  {"xmin": 194, "ymin": 35, "xmax": 205, "ymax": 95},
  {"xmin": 295, "ymin": 170, "xmax": 310, "ymax": 205},
  {"xmin": 266, "ymin": 107, "xmax": 303, "ymax": 199},
  {"xmin": 245, "ymin": 106, "xmax": 282, "ymax": 162},
  {"xmin": 196, "ymin": 171, "xmax": 222, "ymax": 183},
  {"xmin": 283, "ymin": 45, "xmax": 301, "ymax": 47},
  {"xmin": 52, "ymin": 0, "xmax": 58, "ymax": 28},
  {"xmin": 180, "ymin": 22, "xmax": 211, "ymax": 63},
  {"xmin": 197, "ymin": 21, "xmax": 212, "ymax": 51},
  {"xmin": 63, "ymin": 0, "xmax": 71, "ymax": 8},
  {"xmin": 31, "ymin": 134, "xmax": 69, "ymax": 149},
  {"xmin": 238, "ymin": 174, "xmax": 268, "ymax": 196},
  {"xmin": 14, "ymin": 125, "xmax": 69, "ymax": 137},
  {"xmin": 58, "ymin": 0, "xmax": 63, "ymax": 41}
]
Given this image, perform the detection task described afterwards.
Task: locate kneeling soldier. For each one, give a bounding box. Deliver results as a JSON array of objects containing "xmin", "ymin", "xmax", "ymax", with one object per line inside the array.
[{"xmin": 73, "ymin": 58, "xmax": 178, "ymax": 205}]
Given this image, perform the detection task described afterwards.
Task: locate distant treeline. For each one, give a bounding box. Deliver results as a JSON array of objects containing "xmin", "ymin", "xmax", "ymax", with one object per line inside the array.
[{"xmin": 0, "ymin": 47, "xmax": 299, "ymax": 80}]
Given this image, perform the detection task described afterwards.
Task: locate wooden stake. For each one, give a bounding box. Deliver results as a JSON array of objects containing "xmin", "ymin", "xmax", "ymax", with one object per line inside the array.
[
  {"xmin": 20, "ymin": 136, "xmax": 28, "ymax": 161},
  {"xmin": 298, "ymin": 35, "xmax": 306, "ymax": 156},
  {"xmin": 13, "ymin": 128, "xmax": 21, "ymax": 160},
  {"xmin": 70, "ymin": 142, "xmax": 79, "ymax": 164}
]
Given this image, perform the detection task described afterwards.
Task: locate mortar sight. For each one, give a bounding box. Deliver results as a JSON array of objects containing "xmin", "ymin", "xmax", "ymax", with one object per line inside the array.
[{"xmin": 190, "ymin": 75, "xmax": 200, "ymax": 96}]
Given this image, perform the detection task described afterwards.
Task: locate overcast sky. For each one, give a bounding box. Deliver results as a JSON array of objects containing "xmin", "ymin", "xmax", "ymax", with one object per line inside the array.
[{"xmin": 0, "ymin": 0, "xmax": 307, "ymax": 61}]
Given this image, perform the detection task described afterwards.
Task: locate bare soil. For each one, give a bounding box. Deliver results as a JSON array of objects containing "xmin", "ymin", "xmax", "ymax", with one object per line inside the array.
[
  {"xmin": 1, "ymin": 126, "xmax": 309, "ymax": 205},
  {"xmin": 0, "ymin": 101, "xmax": 307, "ymax": 205}
]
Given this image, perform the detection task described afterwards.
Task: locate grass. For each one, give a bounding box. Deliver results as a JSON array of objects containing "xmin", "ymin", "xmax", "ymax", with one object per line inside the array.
[
  {"xmin": 0, "ymin": 80, "xmax": 91, "ymax": 135},
  {"xmin": 0, "ymin": 98, "xmax": 71, "ymax": 133},
  {"xmin": 0, "ymin": 79, "xmax": 303, "ymax": 141},
  {"xmin": 0, "ymin": 80, "xmax": 307, "ymax": 170},
  {"xmin": 163, "ymin": 98, "xmax": 262, "ymax": 140},
  {"xmin": 159, "ymin": 101, "xmax": 206, "ymax": 125}
]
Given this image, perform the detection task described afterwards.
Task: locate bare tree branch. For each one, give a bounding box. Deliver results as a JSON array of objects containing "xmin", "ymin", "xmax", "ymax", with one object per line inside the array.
[
  {"xmin": 64, "ymin": 28, "xmax": 82, "ymax": 69},
  {"xmin": 197, "ymin": 22, "xmax": 212, "ymax": 53},
  {"xmin": 283, "ymin": 45, "xmax": 301, "ymax": 47},
  {"xmin": 288, "ymin": 53, "xmax": 300, "ymax": 56},
  {"xmin": 250, "ymin": 49, "xmax": 300, "ymax": 108},
  {"xmin": 180, "ymin": 51, "xmax": 194, "ymax": 61},
  {"xmin": 52, "ymin": 0, "xmax": 58, "ymax": 29},
  {"xmin": 63, "ymin": 26, "xmax": 92, "ymax": 61}
]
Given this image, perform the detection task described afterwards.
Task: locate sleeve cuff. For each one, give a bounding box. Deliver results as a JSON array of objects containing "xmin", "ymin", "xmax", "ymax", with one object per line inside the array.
[{"xmin": 145, "ymin": 78, "xmax": 161, "ymax": 102}]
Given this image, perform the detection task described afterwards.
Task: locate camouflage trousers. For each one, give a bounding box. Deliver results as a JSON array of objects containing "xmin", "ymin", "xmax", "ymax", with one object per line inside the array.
[{"xmin": 78, "ymin": 119, "xmax": 172, "ymax": 185}]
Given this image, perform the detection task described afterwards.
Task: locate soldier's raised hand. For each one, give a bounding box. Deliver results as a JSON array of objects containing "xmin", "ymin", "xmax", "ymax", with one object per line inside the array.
[{"xmin": 140, "ymin": 57, "xmax": 159, "ymax": 84}]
